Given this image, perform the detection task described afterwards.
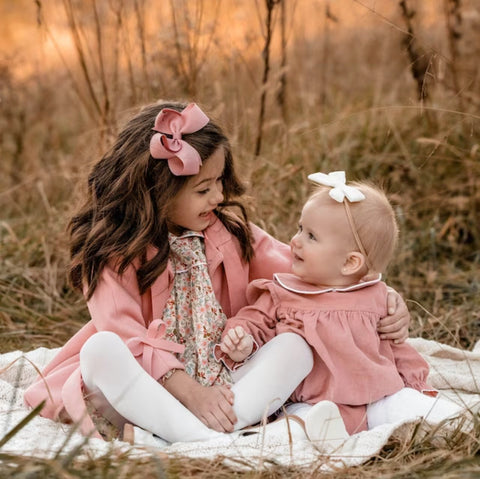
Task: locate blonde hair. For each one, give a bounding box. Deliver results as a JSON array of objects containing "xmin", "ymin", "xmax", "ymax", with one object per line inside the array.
[{"xmin": 310, "ymin": 182, "xmax": 399, "ymax": 274}]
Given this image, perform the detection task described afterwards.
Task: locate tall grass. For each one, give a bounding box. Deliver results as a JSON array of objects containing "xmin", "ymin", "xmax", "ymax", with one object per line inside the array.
[{"xmin": 0, "ymin": 0, "xmax": 479, "ymax": 476}]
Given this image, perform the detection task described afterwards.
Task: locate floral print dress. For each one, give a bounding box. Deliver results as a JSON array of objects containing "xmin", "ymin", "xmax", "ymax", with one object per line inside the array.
[{"xmin": 162, "ymin": 231, "xmax": 232, "ymax": 387}]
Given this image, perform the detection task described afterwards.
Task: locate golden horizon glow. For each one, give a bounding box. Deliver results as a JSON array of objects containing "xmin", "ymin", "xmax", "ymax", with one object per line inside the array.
[{"xmin": 0, "ymin": 0, "xmax": 451, "ymax": 81}]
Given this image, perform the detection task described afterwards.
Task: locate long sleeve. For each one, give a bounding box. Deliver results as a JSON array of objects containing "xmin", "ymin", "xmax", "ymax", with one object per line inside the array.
[
  {"xmin": 87, "ymin": 262, "xmax": 185, "ymax": 380},
  {"xmin": 248, "ymin": 223, "xmax": 291, "ymax": 281},
  {"xmin": 389, "ymin": 340, "xmax": 432, "ymax": 392},
  {"xmin": 204, "ymin": 220, "xmax": 291, "ymax": 318}
]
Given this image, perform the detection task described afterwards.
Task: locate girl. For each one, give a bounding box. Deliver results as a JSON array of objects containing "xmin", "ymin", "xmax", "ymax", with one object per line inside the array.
[
  {"xmin": 219, "ymin": 171, "xmax": 462, "ymax": 444},
  {"xmin": 24, "ymin": 104, "xmax": 409, "ymax": 444}
]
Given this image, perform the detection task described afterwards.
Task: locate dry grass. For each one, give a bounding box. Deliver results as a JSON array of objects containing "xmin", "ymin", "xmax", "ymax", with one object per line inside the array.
[
  {"xmin": 1, "ymin": 0, "xmax": 480, "ymax": 476},
  {"xmin": 0, "ymin": 421, "xmax": 479, "ymax": 478}
]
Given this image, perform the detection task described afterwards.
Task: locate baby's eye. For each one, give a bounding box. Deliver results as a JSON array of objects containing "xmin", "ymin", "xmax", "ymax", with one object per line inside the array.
[
  {"xmin": 297, "ymin": 224, "xmax": 303, "ymax": 232},
  {"xmin": 308, "ymin": 232, "xmax": 316, "ymax": 241}
]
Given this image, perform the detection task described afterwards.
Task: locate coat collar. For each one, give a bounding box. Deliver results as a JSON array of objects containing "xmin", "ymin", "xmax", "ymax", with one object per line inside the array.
[
  {"xmin": 203, "ymin": 215, "xmax": 233, "ymax": 246},
  {"xmin": 203, "ymin": 216, "xmax": 232, "ymax": 272},
  {"xmin": 273, "ymin": 273, "xmax": 382, "ymax": 295},
  {"xmin": 150, "ymin": 216, "xmax": 237, "ymax": 319},
  {"xmin": 148, "ymin": 217, "xmax": 227, "ymax": 286}
]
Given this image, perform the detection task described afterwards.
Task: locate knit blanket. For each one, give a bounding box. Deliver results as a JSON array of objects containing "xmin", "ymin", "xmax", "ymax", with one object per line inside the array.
[{"xmin": 1, "ymin": 338, "xmax": 479, "ymax": 471}]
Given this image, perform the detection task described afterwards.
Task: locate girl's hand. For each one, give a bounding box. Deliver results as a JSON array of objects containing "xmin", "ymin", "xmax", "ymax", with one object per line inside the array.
[
  {"xmin": 220, "ymin": 326, "xmax": 254, "ymax": 362},
  {"xmin": 378, "ymin": 287, "xmax": 410, "ymax": 343},
  {"xmin": 162, "ymin": 370, "xmax": 237, "ymax": 432},
  {"xmin": 186, "ymin": 383, "xmax": 237, "ymax": 432}
]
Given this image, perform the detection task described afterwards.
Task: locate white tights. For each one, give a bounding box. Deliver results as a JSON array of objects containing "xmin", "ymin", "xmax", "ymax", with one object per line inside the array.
[
  {"xmin": 284, "ymin": 387, "xmax": 464, "ymax": 438},
  {"xmin": 79, "ymin": 331, "xmax": 313, "ymax": 443},
  {"xmin": 366, "ymin": 387, "xmax": 464, "ymax": 429}
]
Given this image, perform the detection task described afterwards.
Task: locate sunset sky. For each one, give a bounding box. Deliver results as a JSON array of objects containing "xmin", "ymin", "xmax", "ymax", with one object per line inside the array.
[{"xmin": 0, "ymin": 0, "xmax": 445, "ymax": 80}]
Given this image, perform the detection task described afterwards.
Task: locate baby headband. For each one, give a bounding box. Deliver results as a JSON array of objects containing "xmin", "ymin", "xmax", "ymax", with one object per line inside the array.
[
  {"xmin": 308, "ymin": 171, "xmax": 373, "ymax": 270},
  {"xmin": 149, "ymin": 103, "xmax": 209, "ymax": 176}
]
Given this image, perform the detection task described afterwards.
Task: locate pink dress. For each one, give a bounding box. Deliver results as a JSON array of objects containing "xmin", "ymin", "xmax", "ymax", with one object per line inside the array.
[
  {"xmin": 24, "ymin": 218, "xmax": 291, "ymax": 437},
  {"xmin": 218, "ymin": 273, "xmax": 431, "ymax": 434}
]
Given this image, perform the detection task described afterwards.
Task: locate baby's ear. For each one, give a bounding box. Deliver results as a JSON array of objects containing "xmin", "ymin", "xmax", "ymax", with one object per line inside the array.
[{"xmin": 341, "ymin": 252, "xmax": 366, "ymax": 276}]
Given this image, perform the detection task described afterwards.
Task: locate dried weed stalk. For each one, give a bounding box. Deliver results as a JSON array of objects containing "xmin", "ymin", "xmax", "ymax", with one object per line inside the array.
[
  {"xmin": 168, "ymin": 0, "xmax": 220, "ymax": 97},
  {"xmin": 255, "ymin": 0, "xmax": 281, "ymax": 156},
  {"xmin": 399, "ymin": 0, "xmax": 435, "ymax": 102},
  {"xmin": 443, "ymin": 0, "xmax": 464, "ymax": 107}
]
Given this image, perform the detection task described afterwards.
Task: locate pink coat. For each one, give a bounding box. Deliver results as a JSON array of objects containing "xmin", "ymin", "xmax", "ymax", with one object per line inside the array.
[
  {"xmin": 24, "ymin": 218, "xmax": 291, "ymax": 436},
  {"xmin": 218, "ymin": 273, "xmax": 431, "ymax": 434}
]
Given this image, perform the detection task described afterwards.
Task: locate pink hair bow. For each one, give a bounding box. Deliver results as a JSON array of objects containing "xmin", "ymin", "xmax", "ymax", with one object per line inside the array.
[{"xmin": 149, "ymin": 103, "xmax": 210, "ymax": 176}]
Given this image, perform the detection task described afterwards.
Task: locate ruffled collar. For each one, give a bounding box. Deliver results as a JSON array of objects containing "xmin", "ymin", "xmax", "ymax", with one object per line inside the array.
[
  {"xmin": 168, "ymin": 230, "xmax": 204, "ymax": 245},
  {"xmin": 273, "ymin": 273, "xmax": 382, "ymax": 295}
]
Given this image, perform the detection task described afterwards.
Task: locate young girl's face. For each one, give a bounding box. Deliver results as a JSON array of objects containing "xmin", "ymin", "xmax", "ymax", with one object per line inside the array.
[
  {"xmin": 167, "ymin": 147, "xmax": 225, "ymax": 233},
  {"xmin": 290, "ymin": 197, "xmax": 355, "ymax": 287}
]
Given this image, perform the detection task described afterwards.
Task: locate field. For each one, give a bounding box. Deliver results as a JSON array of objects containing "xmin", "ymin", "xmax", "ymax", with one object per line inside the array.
[{"xmin": 1, "ymin": 0, "xmax": 479, "ymax": 476}]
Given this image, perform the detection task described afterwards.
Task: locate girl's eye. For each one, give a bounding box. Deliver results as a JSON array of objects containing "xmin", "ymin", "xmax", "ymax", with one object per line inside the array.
[{"xmin": 197, "ymin": 188, "xmax": 210, "ymax": 195}]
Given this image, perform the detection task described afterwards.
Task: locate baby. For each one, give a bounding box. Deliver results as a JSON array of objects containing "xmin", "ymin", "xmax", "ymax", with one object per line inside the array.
[{"xmin": 217, "ymin": 171, "xmax": 463, "ymax": 444}]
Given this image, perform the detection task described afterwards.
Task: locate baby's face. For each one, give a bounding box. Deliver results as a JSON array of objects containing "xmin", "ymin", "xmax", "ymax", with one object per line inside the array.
[{"xmin": 290, "ymin": 197, "xmax": 354, "ymax": 288}]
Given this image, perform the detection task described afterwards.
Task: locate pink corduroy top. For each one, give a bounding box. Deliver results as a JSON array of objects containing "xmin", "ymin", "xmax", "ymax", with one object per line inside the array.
[
  {"xmin": 23, "ymin": 218, "xmax": 291, "ymax": 438},
  {"xmin": 218, "ymin": 273, "xmax": 431, "ymax": 434}
]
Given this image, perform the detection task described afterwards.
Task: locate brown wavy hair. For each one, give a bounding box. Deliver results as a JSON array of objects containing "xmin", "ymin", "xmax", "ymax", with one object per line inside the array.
[{"xmin": 69, "ymin": 102, "xmax": 254, "ymax": 299}]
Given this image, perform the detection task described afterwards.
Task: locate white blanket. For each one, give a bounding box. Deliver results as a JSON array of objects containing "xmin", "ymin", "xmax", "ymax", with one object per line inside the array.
[{"xmin": 1, "ymin": 338, "xmax": 479, "ymax": 470}]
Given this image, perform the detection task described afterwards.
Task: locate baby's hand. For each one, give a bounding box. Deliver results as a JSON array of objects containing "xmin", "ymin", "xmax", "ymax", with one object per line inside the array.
[{"xmin": 220, "ymin": 326, "xmax": 254, "ymax": 363}]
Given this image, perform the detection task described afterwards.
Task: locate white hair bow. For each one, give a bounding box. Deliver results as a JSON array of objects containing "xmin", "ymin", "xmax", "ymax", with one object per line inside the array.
[{"xmin": 308, "ymin": 171, "xmax": 365, "ymax": 203}]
